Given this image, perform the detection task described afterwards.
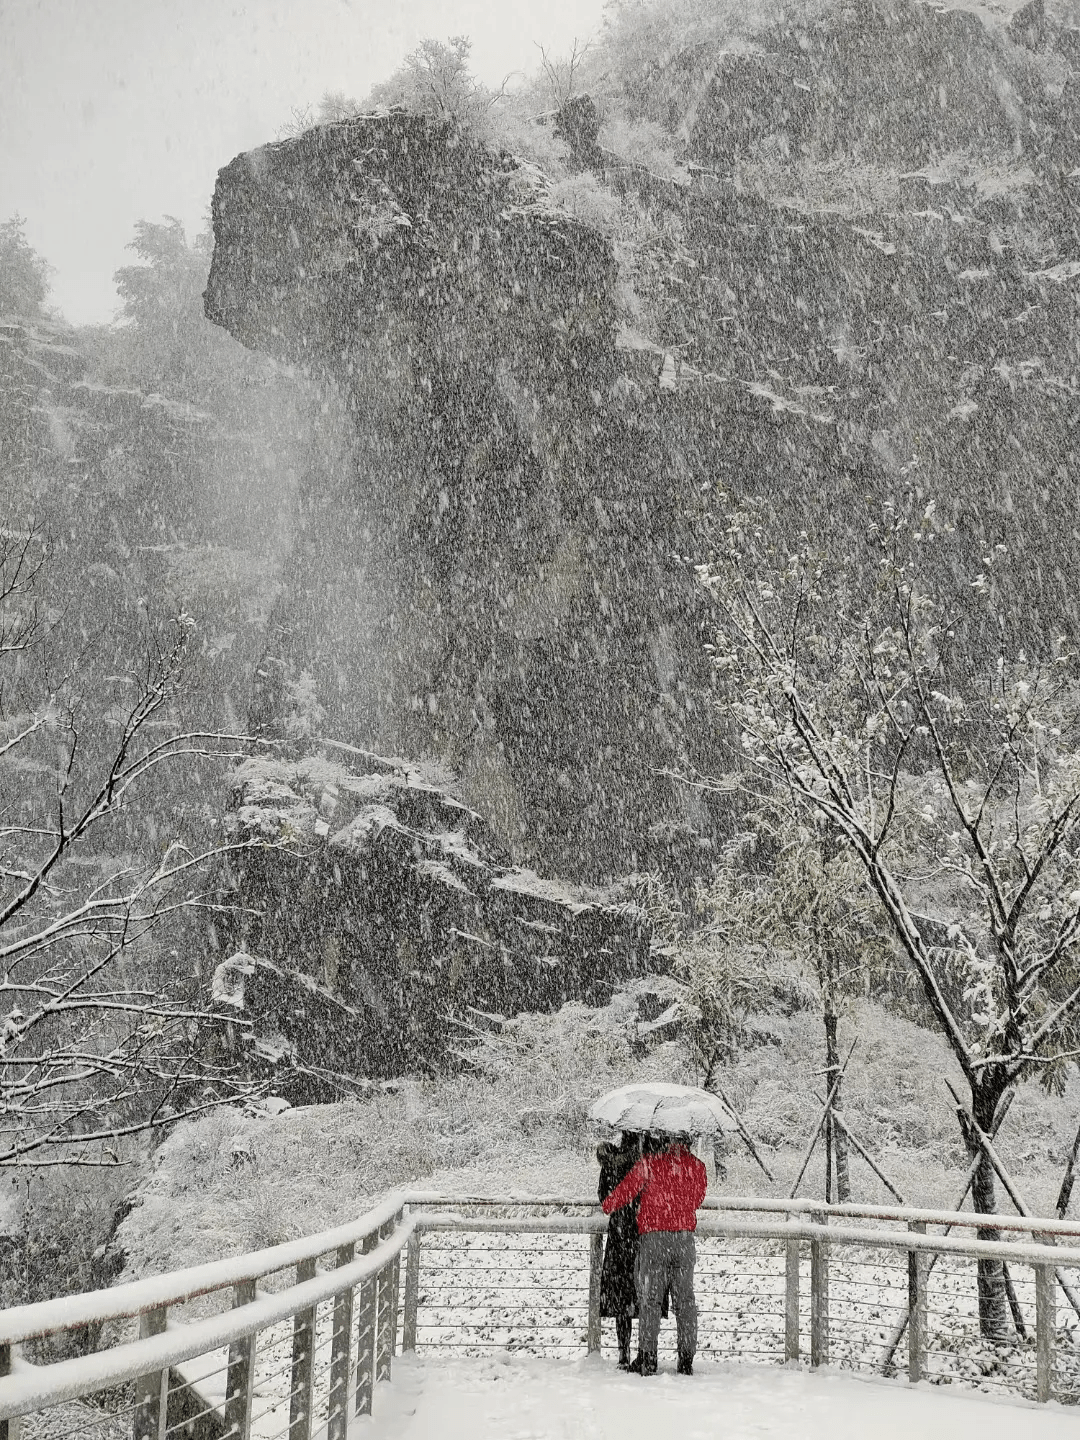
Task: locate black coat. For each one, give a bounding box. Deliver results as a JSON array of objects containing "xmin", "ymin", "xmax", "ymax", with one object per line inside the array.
[{"xmin": 598, "ymin": 1145, "xmax": 639, "ymax": 1318}]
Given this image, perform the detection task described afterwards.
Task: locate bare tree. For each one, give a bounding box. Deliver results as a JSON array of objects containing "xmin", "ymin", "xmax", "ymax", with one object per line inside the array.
[
  {"xmin": 1, "ymin": 533, "xmax": 275, "ymax": 1167},
  {"xmin": 703, "ymin": 497, "xmax": 1080, "ymax": 1339},
  {"xmin": 276, "ymin": 92, "xmax": 362, "ymax": 139},
  {"xmin": 276, "ymin": 102, "xmax": 316, "ymax": 140},
  {"xmin": 536, "ymin": 38, "xmax": 592, "ymax": 110}
]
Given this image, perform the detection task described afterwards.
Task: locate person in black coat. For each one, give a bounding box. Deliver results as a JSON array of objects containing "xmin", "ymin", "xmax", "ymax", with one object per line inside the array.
[
  {"xmin": 598, "ymin": 1133, "xmax": 641, "ymax": 1368},
  {"xmin": 598, "ymin": 1133, "xmax": 674, "ymax": 1368}
]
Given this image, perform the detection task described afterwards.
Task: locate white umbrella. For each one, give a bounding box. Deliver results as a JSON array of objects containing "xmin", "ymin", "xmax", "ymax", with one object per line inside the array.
[{"xmin": 589, "ymin": 1083, "xmax": 738, "ymax": 1138}]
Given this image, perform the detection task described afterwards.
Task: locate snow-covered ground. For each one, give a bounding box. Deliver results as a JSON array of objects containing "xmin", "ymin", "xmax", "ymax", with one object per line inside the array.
[{"xmin": 360, "ymin": 1354, "xmax": 1080, "ymax": 1440}]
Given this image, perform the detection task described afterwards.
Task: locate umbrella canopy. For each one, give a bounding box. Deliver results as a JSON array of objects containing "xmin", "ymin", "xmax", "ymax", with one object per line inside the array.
[{"xmin": 589, "ymin": 1083, "xmax": 738, "ymax": 1138}]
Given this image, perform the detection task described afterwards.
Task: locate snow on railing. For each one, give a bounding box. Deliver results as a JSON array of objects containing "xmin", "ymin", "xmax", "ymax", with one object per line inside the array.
[
  {"xmin": 0, "ymin": 1190, "xmax": 416, "ymax": 1440},
  {"xmin": 4, "ymin": 1192, "xmax": 1080, "ymax": 1437},
  {"xmin": 409, "ymin": 1198, "xmax": 1080, "ymax": 1398}
]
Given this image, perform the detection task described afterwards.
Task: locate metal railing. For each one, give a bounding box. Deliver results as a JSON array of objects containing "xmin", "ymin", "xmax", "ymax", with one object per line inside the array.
[
  {"xmin": 406, "ymin": 1195, "xmax": 1080, "ymax": 1401},
  {"xmin": 0, "ymin": 1191, "xmax": 412, "ymax": 1440},
  {"xmin": 4, "ymin": 1192, "xmax": 1080, "ymax": 1436}
]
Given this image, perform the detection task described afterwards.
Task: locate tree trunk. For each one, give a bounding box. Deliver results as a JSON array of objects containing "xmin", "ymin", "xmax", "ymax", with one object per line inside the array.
[
  {"xmin": 823, "ymin": 1007, "xmax": 851, "ymax": 1203},
  {"xmin": 1054, "ymin": 1117, "xmax": 1080, "ymax": 1219},
  {"xmin": 969, "ymin": 1081, "xmax": 1011, "ymax": 1344}
]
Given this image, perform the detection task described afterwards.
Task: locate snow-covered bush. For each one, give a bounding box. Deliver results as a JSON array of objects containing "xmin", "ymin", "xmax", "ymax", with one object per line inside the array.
[{"xmin": 549, "ymin": 174, "xmax": 624, "ymax": 235}]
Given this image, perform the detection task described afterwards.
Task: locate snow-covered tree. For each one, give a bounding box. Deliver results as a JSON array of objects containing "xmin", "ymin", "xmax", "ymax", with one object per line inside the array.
[
  {"xmin": 367, "ymin": 36, "xmax": 508, "ymax": 127},
  {"xmin": 702, "ymin": 493, "xmax": 1080, "ymax": 1338},
  {"xmin": 0, "ymin": 530, "xmax": 268, "ymax": 1166},
  {"xmin": 753, "ymin": 820, "xmax": 895, "ymax": 1202},
  {"xmin": 0, "ymin": 215, "xmax": 51, "ymax": 318},
  {"xmin": 110, "ymin": 217, "xmax": 219, "ymax": 399}
]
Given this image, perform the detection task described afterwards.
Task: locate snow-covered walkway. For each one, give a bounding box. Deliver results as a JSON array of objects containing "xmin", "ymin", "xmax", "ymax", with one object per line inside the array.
[{"xmin": 358, "ymin": 1354, "xmax": 1080, "ymax": 1439}]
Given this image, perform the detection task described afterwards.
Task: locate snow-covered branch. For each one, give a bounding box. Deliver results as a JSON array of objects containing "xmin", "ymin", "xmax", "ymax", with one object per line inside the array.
[{"xmin": 0, "ymin": 566, "xmax": 284, "ymax": 1164}]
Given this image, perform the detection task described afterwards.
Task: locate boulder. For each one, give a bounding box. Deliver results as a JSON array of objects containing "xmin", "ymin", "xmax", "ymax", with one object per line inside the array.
[{"xmin": 210, "ymin": 750, "xmax": 650, "ymax": 1097}]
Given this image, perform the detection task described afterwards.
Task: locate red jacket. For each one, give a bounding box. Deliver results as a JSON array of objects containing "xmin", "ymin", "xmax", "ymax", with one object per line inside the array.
[{"xmin": 601, "ymin": 1144, "xmax": 708, "ymax": 1234}]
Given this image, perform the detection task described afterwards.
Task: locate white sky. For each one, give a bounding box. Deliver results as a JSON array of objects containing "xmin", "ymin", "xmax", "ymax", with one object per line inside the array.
[{"xmin": 0, "ymin": 0, "xmax": 609, "ymax": 325}]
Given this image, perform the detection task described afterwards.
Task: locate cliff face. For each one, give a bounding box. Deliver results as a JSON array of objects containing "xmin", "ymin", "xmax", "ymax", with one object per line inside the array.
[
  {"xmin": 205, "ymin": 0, "xmax": 1080, "ymax": 881},
  {"xmin": 686, "ymin": 0, "xmax": 1076, "ymax": 168},
  {"xmin": 660, "ymin": 0, "xmax": 1080, "ymax": 653},
  {"xmin": 206, "ymin": 111, "xmax": 717, "ymax": 880},
  {"xmin": 0, "ymin": 309, "xmax": 302, "ymax": 744}
]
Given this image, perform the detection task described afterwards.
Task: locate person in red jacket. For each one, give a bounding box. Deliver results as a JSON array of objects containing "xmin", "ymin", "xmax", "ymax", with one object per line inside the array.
[{"xmin": 601, "ymin": 1131, "xmax": 707, "ymax": 1376}]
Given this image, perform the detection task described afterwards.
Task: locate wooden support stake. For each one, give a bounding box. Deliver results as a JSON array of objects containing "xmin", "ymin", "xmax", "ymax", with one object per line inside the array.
[
  {"xmin": 402, "ymin": 1231, "xmax": 421, "ymax": 1352},
  {"xmin": 810, "ymin": 1211, "xmax": 829, "ymax": 1369},
  {"xmin": 712, "ymin": 1082, "xmax": 775, "ymax": 1182},
  {"xmin": 947, "ymin": 1083, "xmax": 1080, "ymax": 1326},
  {"xmin": 224, "ymin": 1280, "xmax": 256, "ymax": 1440},
  {"xmin": 810, "ymin": 1089, "xmax": 908, "ymax": 1204},
  {"xmin": 1054, "ymin": 1118, "xmax": 1080, "ymax": 1220},
  {"xmin": 1036, "ymin": 1263, "xmax": 1055, "ymax": 1404},
  {"xmin": 907, "ymin": 1222, "xmax": 927, "ymax": 1383},
  {"xmin": 785, "ymin": 1230, "xmax": 801, "ymax": 1363},
  {"xmin": 1001, "ymin": 1262, "xmax": 1028, "ymax": 1340},
  {"xmin": 0, "ymin": 1343, "xmax": 19, "ymax": 1440},
  {"xmin": 790, "ymin": 1041, "xmax": 858, "ymax": 1199},
  {"xmin": 354, "ymin": 1231, "xmax": 379, "ymax": 1418},
  {"xmin": 327, "ymin": 1243, "xmax": 355, "ymax": 1440},
  {"xmin": 132, "ymin": 1306, "xmax": 167, "ymax": 1440},
  {"xmin": 587, "ymin": 1232, "xmax": 604, "ymax": 1353},
  {"xmin": 288, "ymin": 1257, "xmax": 317, "ymax": 1440}
]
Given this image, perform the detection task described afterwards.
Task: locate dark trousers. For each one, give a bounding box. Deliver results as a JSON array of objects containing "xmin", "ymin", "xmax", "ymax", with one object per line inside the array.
[{"xmin": 635, "ymin": 1230, "xmax": 698, "ymax": 1358}]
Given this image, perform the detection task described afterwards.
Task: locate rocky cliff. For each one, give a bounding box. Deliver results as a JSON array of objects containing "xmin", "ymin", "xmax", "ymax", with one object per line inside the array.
[
  {"xmin": 205, "ymin": 111, "xmax": 719, "ymax": 881},
  {"xmin": 626, "ymin": 0, "xmax": 1080, "ymax": 652},
  {"xmin": 0, "ymin": 310, "xmax": 299, "ymax": 743},
  {"xmin": 205, "ymin": 0, "xmax": 1080, "ymax": 884}
]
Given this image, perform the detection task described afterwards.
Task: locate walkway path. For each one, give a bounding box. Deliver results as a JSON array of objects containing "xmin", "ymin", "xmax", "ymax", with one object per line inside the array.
[{"xmin": 360, "ymin": 1355, "xmax": 1080, "ymax": 1440}]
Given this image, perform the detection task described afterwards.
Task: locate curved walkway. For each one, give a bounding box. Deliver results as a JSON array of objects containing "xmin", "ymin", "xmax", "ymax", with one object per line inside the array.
[{"xmin": 364, "ymin": 1354, "xmax": 1080, "ymax": 1440}]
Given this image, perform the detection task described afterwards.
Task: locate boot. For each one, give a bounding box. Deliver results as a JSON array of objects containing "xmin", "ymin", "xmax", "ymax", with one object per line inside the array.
[
  {"xmin": 677, "ymin": 1352, "xmax": 694, "ymax": 1376},
  {"xmin": 628, "ymin": 1351, "xmax": 657, "ymax": 1376},
  {"xmin": 617, "ymin": 1317, "xmax": 632, "ymax": 1370}
]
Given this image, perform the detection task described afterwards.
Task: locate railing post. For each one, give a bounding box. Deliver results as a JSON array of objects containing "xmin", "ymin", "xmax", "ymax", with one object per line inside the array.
[
  {"xmin": 0, "ymin": 1344, "xmax": 19, "ymax": 1440},
  {"xmin": 785, "ymin": 1230, "xmax": 801, "ymax": 1363},
  {"xmin": 587, "ymin": 1231, "xmax": 603, "ymax": 1354},
  {"xmin": 1036, "ymin": 1263, "xmax": 1055, "ymax": 1404},
  {"xmin": 810, "ymin": 1210, "xmax": 829, "ymax": 1369},
  {"xmin": 907, "ymin": 1221, "xmax": 927, "ymax": 1383},
  {"xmin": 133, "ymin": 1306, "xmax": 167, "ymax": 1440},
  {"xmin": 223, "ymin": 1281, "xmax": 256, "ymax": 1440},
  {"xmin": 402, "ymin": 1230, "xmax": 421, "ymax": 1352},
  {"xmin": 327, "ymin": 1243, "xmax": 355, "ymax": 1440},
  {"xmin": 288, "ymin": 1257, "xmax": 317, "ymax": 1440},
  {"xmin": 389, "ymin": 1247, "xmax": 401, "ymax": 1361},
  {"xmin": 376, "ymin": 1219, "xmax": 395, "ymax": 1383},
  {"xmin": 354, "ymin": 1230, "xmax": 379, "ymax": 1418}
]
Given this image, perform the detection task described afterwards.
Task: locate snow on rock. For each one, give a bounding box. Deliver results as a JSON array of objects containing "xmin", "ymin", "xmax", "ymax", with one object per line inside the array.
[
  {"xmin": 211, "ymin": 951, "xmax": 255, "ymax": 1009},
  {"xmin": 214, "ymin": 753, "xmax": 651, "ymax": 1099},
  {"xmin": 489, "ymin": 869, "xmax": 597, "ymax": 916}
]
